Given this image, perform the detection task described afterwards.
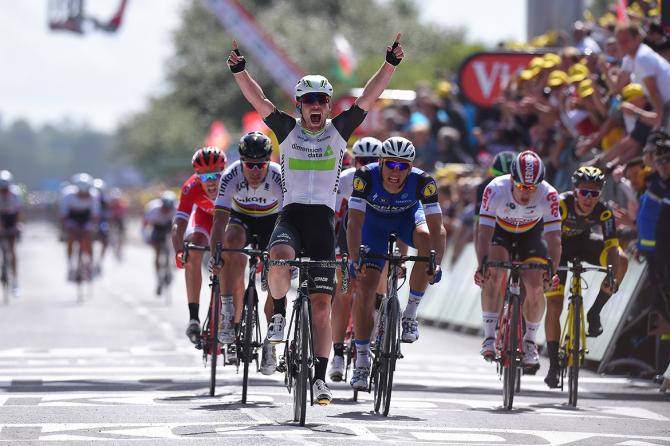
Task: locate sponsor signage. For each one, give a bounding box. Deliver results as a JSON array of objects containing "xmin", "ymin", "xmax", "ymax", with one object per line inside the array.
[{"xmin": 457, "ymin": 51, "xmax": 544, "ymax": 108}]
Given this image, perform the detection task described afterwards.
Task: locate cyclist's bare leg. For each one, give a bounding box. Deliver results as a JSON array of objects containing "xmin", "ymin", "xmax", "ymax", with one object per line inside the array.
[
  {"xmin": 311, "ymin": 292, "xmax": 334, "ymax": 359},
  {"xmin": 482, "ymin": 246, "xmax": 508, "ymax": 313},
  {"xmin": 184, "ymin": 232, "xmax": 207, "ymax": 306},
  {"xmin": 353, "ymin": 267, "xmax": 382, "ymax": 343},
  {"xmin": 408, "ymin": 226, "xmax": 433, "ymax": 293},
  {"xmin": 520, "ymin": 268, "xmax": 546, "ymax": 358},
  {"xmin": 268, "ymin": 244, "xmax": 294, "ymax": 300},
  {"xmin": 221, "ymin": 225, "xmax": 247, "ymax": 323},
  {"xmin": 263, "ymin": 289, "xmax": 273, "ymax": 324},
  {"xmin": 7, "ymin": 235, "xmax": 17, "ymax": 279},
  {"xmin": 544, "ymin": 291, "xmax": 564, "ymax": 343},
  {"xmin": 151, "ymin": 241, "xmax": 162, "ymax": 273}
]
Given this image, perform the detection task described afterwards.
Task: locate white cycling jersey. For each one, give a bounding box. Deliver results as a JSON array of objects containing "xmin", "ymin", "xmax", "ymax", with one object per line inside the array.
[
  {"xmin": 59, "ymin": 185, "xmax": 101, "ymax": 219},
  {"xmin": 479, "ymin": 175, "xmax": 561, "ymax": 233},
  {"xmin": 335, "ymin": 167, "xmax": 356, "ymax": 214},
  {"xmin": 144, "ymin": 199, "xmax": 175, "ymax": 226},
  {"xmin": 0, "ymin": 185, "xmax": 22, "ymax": 214},
  {"xmin": 214, "ymin": 160, "xmax": 283, "ymax": 216},
  {"xmin": 264, "ymin": 106, "xmax": 366, "ymax": 211}
]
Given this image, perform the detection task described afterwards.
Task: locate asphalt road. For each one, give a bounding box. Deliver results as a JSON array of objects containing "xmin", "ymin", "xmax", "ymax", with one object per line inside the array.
[{"xmin": 0, "ymin": 222, "xmax": 668, "ymax": 445}]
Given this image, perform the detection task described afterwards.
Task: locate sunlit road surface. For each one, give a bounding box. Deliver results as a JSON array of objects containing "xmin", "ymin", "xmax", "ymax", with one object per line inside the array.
[{"xmin": 0, "ymin": 222, "xmax": 668, "ymax": 445}]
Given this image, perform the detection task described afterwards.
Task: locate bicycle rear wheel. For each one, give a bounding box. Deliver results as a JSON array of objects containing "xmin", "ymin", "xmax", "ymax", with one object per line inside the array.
[
  {"xmin": 568, "ymin": 297, "xmax": 581, "ymax": 407},
  {"xmin": 293, "ymin": 297, "xmax": 309, "ymax": 425},
  {"xmin": 209, "ymin": 290, "xmax": 221, "ymax": 397},
  {"xmin": 382, "ymin": 296, "xmax": 399, "ymax": 416},
  {"xmin": 373, "ymin": 305, "xmax": 387, "ymax": 413},
  {"xmin": 502, "ymin": 294, "xmax": 519, "ymax": 410},
  {"xmin": 241, "ymin": 285, "xmax": 256, "ymax": 404}
]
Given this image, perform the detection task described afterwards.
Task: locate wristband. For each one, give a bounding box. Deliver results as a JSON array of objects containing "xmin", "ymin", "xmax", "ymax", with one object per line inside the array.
[
  {"xmin": 386, "ymin": 42, "xmax": 402, "ymax": 66},
  {"xmin": 229, "ymin": 49, "xmax": 246, "ymax": 73},
  {"xmin": 175, "ymin": 251, "xmax": 185, "ymax": 269}
]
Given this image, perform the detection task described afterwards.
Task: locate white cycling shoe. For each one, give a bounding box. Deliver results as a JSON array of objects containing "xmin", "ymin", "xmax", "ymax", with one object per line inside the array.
[
  {"xmin": 350, "ymin": 366, "xmax": 370, "ymax": 390},
  {"xmin": 328, "ymin": 355, "xmax": 345, "ymax": 382},
  {"xmin": 259, "ymin": 339, "xmax": 276, "ymax": 376},
  {"xmin": 312, "ymin": 379, "xmax": 332, "ymax": 405},
  {"xmin": 266, "ymin": 314, "xmax": 286, "ymax": 344},
  {"xmin": 401, "ymin": 317, "xmax": 419, "ymax": 343},
  {"xmin": 217, "ymin": 311, "xmax": 235, "ymax": 344}
]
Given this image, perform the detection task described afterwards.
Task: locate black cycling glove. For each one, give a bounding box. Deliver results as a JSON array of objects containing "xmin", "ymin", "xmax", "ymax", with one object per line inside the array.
[
  {"xmin": 386, "ymin": 42, "xmax": 402, "ymax": 66},
  {"xmin": 229, "ymin": 49, "xmax": 246, "ymax": 73}
]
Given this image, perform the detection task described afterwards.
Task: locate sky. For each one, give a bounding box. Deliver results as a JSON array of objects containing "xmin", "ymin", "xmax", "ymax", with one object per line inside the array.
[{"xmin": 0, "ymin": 0, "xmax": 525, "ymax": 133}]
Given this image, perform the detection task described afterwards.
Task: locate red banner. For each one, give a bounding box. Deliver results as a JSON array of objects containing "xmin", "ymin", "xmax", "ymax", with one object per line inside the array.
[{"xmin": 458, "ymin": 52, "xmax": 543, "ymax": 108}]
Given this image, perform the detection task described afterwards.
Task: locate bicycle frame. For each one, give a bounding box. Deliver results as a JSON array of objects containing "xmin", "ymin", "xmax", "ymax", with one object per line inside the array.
[{"xmin": 261, "ymin": 253, "xmax": 348, "ymax": 426}]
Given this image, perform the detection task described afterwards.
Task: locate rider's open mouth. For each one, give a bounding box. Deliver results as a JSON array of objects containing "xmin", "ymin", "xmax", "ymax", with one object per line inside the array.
[
  {"xmin": 310, "ymin": 112, "xmax": 322, "ymax": 125},
  {"xmin": 388, "ymin": 176, "xmax": 400, "ymax": 184}
]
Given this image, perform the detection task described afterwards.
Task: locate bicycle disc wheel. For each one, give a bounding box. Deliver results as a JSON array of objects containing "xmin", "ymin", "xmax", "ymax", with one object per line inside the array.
[
  {"xmin": 503, "ymin": 295, "xmax": 519, "ymax": 410},
  {"xmin": 568, "ymin": 297, "xmax": 581, "ymax": 407},
  {"xmin": 209, "ymin": 290, "xmax": 220, "ymax": 397},
  {"xmin": 382, "ymin": 297, "xmax": 399, "ymax": 416},
  {"xmin": 241, "ymin": 286, "xmax": 256, "ymax": 404}
]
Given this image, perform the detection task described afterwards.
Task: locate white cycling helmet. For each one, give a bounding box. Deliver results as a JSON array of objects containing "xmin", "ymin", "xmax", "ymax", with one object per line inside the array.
[
  {"xmin": 381, "ymin": 136, "xmax": 416, "ymax": 161},
  {"xmin": 160, "ymin": 190, "xmax": 177, "ymax": 208},
  {"xmin": 93, "ymin": 178, "xmax": 107, "ymax": 191},
  {"xmin": 352, "ymin": 137, "xmax": 383, "ymax": 159},
  {"xmin": 295, "ymin": 75, "xmax": 333, "ymax": 101},
  {"xmin": 71, "ymin": 172, "xmax": 93, "ymax": 192},
  {"xmin": 0, "ymin": 170, "xmax": 13, "ymax": 189}
]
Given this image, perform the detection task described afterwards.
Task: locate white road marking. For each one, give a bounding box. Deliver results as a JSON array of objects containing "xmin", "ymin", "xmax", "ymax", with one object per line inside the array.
[{"xmin": 412, "ymin": 432, "xmax": 506, "ymax": 442}]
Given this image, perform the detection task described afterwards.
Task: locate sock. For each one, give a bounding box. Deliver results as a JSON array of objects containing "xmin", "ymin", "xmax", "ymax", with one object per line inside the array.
[
  {"xmin": 375, "ymin": 293, "xmax": 385, "ymax": 310},
  {"xmin": 188, "ymin": 303, "xmax": 199, "ymax": 321},
  {"xmin": 482, "ymin": 312, "xmax": 498, "ymax": 340},
  {"xmin": 546, "ymin": 341, "xmax": 559, "ymax": 369},
  {"xmin": 273, "ymin": 296, "xmax": 286, "ymax": 317},
  {"xmin": 314, "ymin": 356, "xmax": 329, "ymax": 382},
  {"xmin": 402, "ymin": 289, "xmax": 424, "ymax": 319},
  {"xmin": 354, "ymin": 339, "xmax": 370, "ymax": 368},
  {"xmin": 234, "ymin": 323, "xmax": 240, "ymax": 336},
  {"xmin": 589, "ymin": 290, "xmax": 611, "ymax": 319},
  {"xmin": 221, "ymin": 295, "xmax": 233, "ymax": 318},
  {"xmin": 333, "ymin": 342, "xmax": 345, "ymax": 358},
  {"xmin": 524, "ymin": 320, "xmax": 541, "ymax": 344}
]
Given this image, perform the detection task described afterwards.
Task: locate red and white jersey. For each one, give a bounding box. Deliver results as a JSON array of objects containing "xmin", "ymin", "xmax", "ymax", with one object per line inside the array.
[
  {"xmin": 175, "ymin": 174, "xmax": 214, "ymax": 222},
  {"xmin": 0, "ymin": 185, "xmax": 22, "ymax": 214},
  {"xmin": 479, "ymin": 175, "xmax": 561, "ymax": 233}
]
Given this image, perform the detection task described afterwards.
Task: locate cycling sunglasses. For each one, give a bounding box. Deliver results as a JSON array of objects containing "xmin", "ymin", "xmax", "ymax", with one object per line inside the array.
[
  {"xmin": 242, "ymin": 160, "xmax": 269, "ymax": 170},
  {"xmin": 513, "ymin": 182, "xmax": 537, "ymax": 192},
  {"xmin": 356, "ymin": 156, "xmax": 378, "ymax": 166},
  {"xmin": 198, "ymin": 172, "xmax": 222, "ymax": 182},
  {"xmin": 383, "ymin": 160, "xmax": 411, "ymax": 171},
  {"xmin": 301, "ymin": 93, "xmax": 330, "ymax": 105},
  {"xmin": 576, "ymin": 188, "xmax": 602, "ymax": 198}
]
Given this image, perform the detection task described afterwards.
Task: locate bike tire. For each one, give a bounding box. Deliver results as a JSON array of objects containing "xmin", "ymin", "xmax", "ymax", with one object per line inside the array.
[
  {"xmin": 382, "ymin": 296, "xmax": 399, "ymax": 416},
  {"xmin": 568, "ymin": 297, "xmax": 581, "ymax": 407},
  {"xmin": 241, "ymin": 286, "xmax": 256, "ymax": 404},
  {"xmin": 373, "ymin": 305, "xmax": 387, "ymax": 413},
  {"xmin": 293, "ymin": 297, "xmax": 309, "ymax": 425},
  {"xmin": 209, "ymin": 289, "xmax": 221, "ymax": 397},
  {"xmin": 503, "ymin": 294, "xmax": 519, "ymax": 410}
]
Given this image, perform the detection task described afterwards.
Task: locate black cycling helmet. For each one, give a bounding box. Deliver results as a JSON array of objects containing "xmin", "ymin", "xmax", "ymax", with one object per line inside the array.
[
  {"xmin": 572, "ymin": 166, "xmax": 606, "ymax": 186},
  {"xmin": 489, "ymin": 151, "xmax": 516, "ymax": 177},
  {"xmin": 238, "ymin": 131, "xmax": 272, "ymax": 160}
]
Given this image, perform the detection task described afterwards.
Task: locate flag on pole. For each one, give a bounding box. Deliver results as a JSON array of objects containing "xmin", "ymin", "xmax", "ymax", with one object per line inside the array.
[
  {"xmin": 332, "ymin": 34, "xmax": 358, "ymax": 82},
  {"xmin": 616, "ymin": 0, "xmax": 628, "ymax": 23},
  {"xmin": 205, "ymin": 120, "xmax": 230, "ymax": 149}
]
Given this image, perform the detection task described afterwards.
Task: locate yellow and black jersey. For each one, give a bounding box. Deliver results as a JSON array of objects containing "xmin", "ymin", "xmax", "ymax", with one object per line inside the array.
[{"xmin": 559, "ymin": 191, "xmax": 618, "ymax": 248}]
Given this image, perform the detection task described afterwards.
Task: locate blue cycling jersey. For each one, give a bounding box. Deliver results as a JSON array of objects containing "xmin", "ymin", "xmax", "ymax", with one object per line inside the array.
[{"xmin": 348, "ymin": 164, "xmax": 440, "ymax": 215}]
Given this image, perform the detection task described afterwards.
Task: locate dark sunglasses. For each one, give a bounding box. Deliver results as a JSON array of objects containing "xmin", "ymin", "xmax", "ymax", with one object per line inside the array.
[
  {"xmin": 242, "ymin": 161, "xmax": 269, "ymax": 170},
  {"xmin": 301, "ymin": 93, "xmax": 330, "ymax": 105},
  {"xmin": 383, "ymin": 160, "xmax": 411, "ymax": 171},
  {"xmin": 198, "ymin": 172, "xmax": 221, "ymax": 182},
  {"xmin": 576, "ymin": 188, "xmax": 601, "ymax": 198},
  {"xmin": 513, "ymin": 182, "xmax": 537, "ymax": 192},
  {"xmin": 356, "ymin": 157, "xmax": 378, "ymax": 165}
]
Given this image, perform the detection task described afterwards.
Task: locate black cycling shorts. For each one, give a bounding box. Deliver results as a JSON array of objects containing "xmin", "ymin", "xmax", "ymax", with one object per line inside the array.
[
  {"xmin": 150, "ymin": 223, "xmax": 172, "ymax": 245},
  {"xmin": 557, "ymin": 232, "xmax": 606, "ymax": 286},
  {"xmin": 335, "ymin": 209, "xmax": 349, "ymax": 256},
  {"xmin": 268, "ymin": 203, "xmax": 336, "ymax": 295},
  {"xmin": 491, "ymin": 222, "xmax": 547, "ymax": 261},
  {"xmin": 228, "ymin": 211, "xmax": 278, "ymax": 251}
]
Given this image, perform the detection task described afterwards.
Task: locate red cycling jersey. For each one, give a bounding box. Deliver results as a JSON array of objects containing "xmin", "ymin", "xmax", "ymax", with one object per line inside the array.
[{"xmin": 175, "ymin": 174, "xmax": 215, "ymax": 222}]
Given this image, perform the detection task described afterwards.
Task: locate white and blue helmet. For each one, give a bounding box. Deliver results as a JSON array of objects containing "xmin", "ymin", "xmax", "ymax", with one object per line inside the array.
[
  {"xmin": 352, "ymin": 137, "xmax": 383, "ymax": 158},
  {"xmin": 381, "ymin": 136, "xmax": 416, "ymax": 161}
]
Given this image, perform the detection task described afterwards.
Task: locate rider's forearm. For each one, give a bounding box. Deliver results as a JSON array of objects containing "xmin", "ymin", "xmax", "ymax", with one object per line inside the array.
[
  {"xmin": 210, "ymin": 211, "xmax": 229, "ymax": 253},
  {"xmin": 545, "ymin": 231, "xmax": 562, "ymax": 275},
  {"xmin": 476, "ymin": 225, "xmax": 494, "ymax": 267},
  {"xmin": 171, "ymin": 219, "xmax": 187, "ymax": 253},
  {"xmin": 232, "ymin": 71, "xmax": 275, "ymax": 119},
  {"xmin": 347, "ymin": 211, "xmax": 365, "ymax": 263},
  {"xmin": 426, "ymin": 214, "xmax": 446, "ymax": 264},
  {"xmin": 606, "ymin": 247, "xmax": 618, "ymax": 276},
  {"xmin": 355, "ymin": 63, "xmax": 396, "ymax": 112}
]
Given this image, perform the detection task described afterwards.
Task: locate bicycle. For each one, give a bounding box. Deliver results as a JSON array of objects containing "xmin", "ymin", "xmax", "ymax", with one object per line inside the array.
[
  {"xmin": 68, "ymin": 235, "xmax": 93, "ymax": 304},
  {"xmin": 483, "ymin": 254, "xmax": 550, "ymax": 410},
  {"xmin": 261, "ymin": 252, "xmax": 349, "ymax": 426},
  {"xmin": 0, "ymin": 235, "xmax": 11, "ymax": 305},
  {"xmin": 359, "ymin": 233, "xmax": 436, "ymax": 416},
  {"xmin": 219, "ymin": 237, "xmax": 264, "ymax": 404},
  {"xmin": 156, "ymin": 237, "xmax": 173, "ymax": 304},
  {"xmin": 183, "ymin": 242, "xmax": 223, "ymax": 397},
  {"xmin": 557, "ymin": 258, "xmax": 613, "ymax": 407}
]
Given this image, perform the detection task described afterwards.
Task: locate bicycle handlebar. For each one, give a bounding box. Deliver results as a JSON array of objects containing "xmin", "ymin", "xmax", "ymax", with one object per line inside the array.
[
  {"xmin": 260, "ymin": 253, "xmax": 349, "ymax": 293},
  {"xmin": 557, "ymin": 259, "xmax": 615, "ymax": 290},
  {"xmin": 483, "ymin": 260, "xmax": 551, "ymax": 275},
  {"xmin": 359, "ymin": 245, "xmax": 437, "ymax": 274}
]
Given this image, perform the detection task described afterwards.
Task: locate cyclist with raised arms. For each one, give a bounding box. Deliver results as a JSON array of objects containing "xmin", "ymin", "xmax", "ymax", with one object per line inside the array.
[
  {"xmin": 543, "ymin": 167, "xmax": 628, "ymax": 388},
  {"xmin": 227, "ymin": 33, "xmax": 404, "ymax": 404},
  {"xmin": 475, "ymin": 151, "xmax": 562, "ymax": 374},
  {"xmin": 329, "ymin": 137, "xmax": 383, "ymax": 382},
  {"xmin": 143, "ymin": 191, "xmax": 177, "ymax": 295},
  {"xmin": 211, "ymin": 131, "xmax": 284, "ymax": 376},
  {"xmin": 171, "ymin": 147, "xmax": 227, "ymax": 345},
  {"xmin": 0, "ymin": 170, "xmax": 22, "ymax": 294},
  {"xmin": 346, "ymin": 136, "xmax": 446, "ymax": 390},
  {"xmin": 60, "ymin": 173, "xmax": 100, "ymax": 281}
]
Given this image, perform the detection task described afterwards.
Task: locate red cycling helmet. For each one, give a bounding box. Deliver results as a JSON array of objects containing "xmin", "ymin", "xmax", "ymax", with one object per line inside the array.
[
  {"xmin": 192, "ymin": 146, "xmax": 227, "ymax": 173},
  {"xmin": 510, "ymin": 150, "xmax": 545, "ymax": 186}
]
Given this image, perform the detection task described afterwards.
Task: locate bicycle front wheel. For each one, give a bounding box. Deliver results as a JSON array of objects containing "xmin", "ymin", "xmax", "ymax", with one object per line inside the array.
[
  {"xmin": 209, "ymin": 291, "xmax": 221, "ymax": 397},
  {"xmin": 293, "ymin": 298, "xmax": 309, "ymax": 425},
  {"xmin": 568, "ymin": 297, "xmax": 581, "ymax": 407},
  {"xmin": 381, "ymin": 296, "xmax": 399, "ymax": 416},
  {"xmin": 241, "ymin": 286, "xmax": 256, "ymax": 404},
  {"xmin": 503, "ymin": 294, "xmax": 519, "ymax": 410}
]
